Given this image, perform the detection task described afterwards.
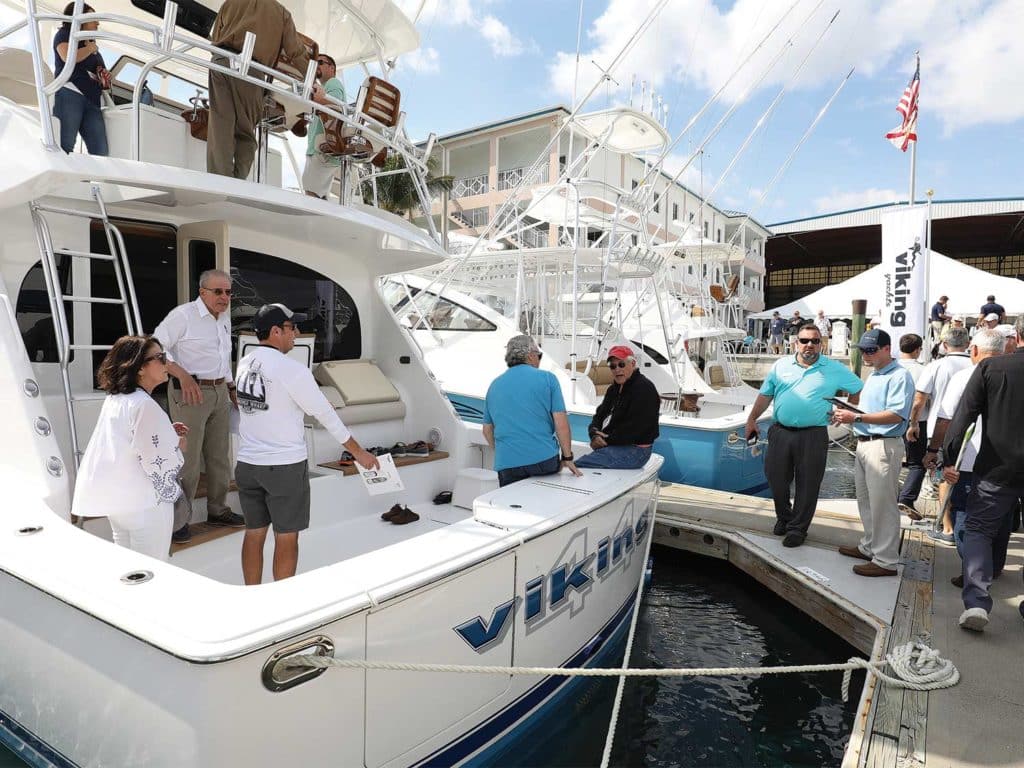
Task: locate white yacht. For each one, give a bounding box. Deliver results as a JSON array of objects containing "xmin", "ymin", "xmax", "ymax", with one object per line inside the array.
[{"xmin": 0, "ymin": 2, "xmax": 661, "ymax": 765}]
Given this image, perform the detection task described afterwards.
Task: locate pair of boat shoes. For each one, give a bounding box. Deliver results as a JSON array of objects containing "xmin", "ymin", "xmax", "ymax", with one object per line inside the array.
[{"xmin": 381, "ymin": 504, "xmax": 419, "ymax": 525}]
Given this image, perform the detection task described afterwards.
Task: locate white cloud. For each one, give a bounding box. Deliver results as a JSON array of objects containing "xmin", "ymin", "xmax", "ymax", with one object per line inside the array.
[
  {"xmin": 396, "ymin": 0, "xmax": 529, "ymax": 61},
  {"xmin": 548, "ymin": 0, "xmax": 1024, "ymax": 133},
  {"xmin": 480, "ymin": 16, "xmax": 524, "ymax": 57},
  {"xmin": 398, "ymin": 47, "xmax": 441, "ymax": 74},
  {"xmin": 813, "ymin": 187, "xmax": 901, "ymax": 213}
]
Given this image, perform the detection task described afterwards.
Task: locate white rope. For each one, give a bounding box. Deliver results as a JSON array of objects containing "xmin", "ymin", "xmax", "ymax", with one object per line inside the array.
[{"xmin": 284, "ymin": 641, "xmax": 958, "ymax": 702}]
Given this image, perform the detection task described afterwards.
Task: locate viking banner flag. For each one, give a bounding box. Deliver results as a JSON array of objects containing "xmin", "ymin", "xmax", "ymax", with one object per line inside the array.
[{"xmin": 879, "ymin": 205, "xmax": 928, "ymax": 338}]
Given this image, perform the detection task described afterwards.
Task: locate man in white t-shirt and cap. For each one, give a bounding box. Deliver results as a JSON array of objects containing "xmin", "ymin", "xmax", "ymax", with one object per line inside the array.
[{"xmin": 235, "ymin": 303, "xmax": 379, "ymax": 584}]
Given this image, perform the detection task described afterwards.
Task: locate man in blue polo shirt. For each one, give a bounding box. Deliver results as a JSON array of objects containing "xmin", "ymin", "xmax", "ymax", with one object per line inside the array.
[
  {"xmin": 483, "ymin": 335, "xmax": 581, "ymax": 487},
  {"xmin": 832, "ymin": 328, "xmax": 915, "ymax": 576},
  {"xmin": 745, "ymin": 323, "xmax": 863, "ymax": 547}
]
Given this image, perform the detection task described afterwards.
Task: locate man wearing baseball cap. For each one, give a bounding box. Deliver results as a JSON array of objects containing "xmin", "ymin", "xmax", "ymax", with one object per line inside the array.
[
  {"xmin": 831, "ymin": 328, "xmax": 915, "ymax": 577},
  {"xmin": 576, "ymin": 345, "xmax": 660, "ymax": 469},
  {"xmin": 234, "ymin": 303, "xmax": 378, "ymax": 584}
]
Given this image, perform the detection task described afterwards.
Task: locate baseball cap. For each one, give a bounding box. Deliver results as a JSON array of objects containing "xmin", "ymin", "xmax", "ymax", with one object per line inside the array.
[
  {"xmin": 995, "ymin": 324, "xmax": 1016, "ymax": 338},
  {"xmin": 984, "ymin": 312, "xmax": 999, "ymax": 322},
  {"xmin": 952, "ymin": 314, "xmax": 964, "ymax": 322},
  {"xmin": 606, "ymin": 345, "xmax": 634, "ymax": 361},
  {"xmin": 856, "ymin": 328, "xmax": 891, "ymax": 350},
  {"xmin": 252, "ymin": 303, "xmax": 308, "ymax": 335}
]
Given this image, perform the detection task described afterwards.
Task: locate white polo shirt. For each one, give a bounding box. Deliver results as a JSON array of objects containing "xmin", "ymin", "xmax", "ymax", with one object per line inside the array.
[
  {"xmin": 153, "ymin": 297, "xmax": 233, "ymax": 382},
  {"xmin": 916, "ymin": 353, "xmax": 972, "ymax": 437},
  {"xmin": 235, "ymin": 346, "xmax": 352, "ymax": 465},
  {"xmin": 937, "ymin": 366, "xmax": 982, "ymax": 472}
]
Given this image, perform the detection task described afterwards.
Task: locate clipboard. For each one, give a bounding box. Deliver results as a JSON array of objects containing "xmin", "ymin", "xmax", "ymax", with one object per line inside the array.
[{"xmin": 825, "ymin": 397, "xmax": 865, "ymax": 414}]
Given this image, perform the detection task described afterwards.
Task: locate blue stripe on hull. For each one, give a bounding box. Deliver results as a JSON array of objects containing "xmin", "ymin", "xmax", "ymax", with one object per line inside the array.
[{"xmin": 446, "ymin": 392, "xmax": 769, "ymax": 494}]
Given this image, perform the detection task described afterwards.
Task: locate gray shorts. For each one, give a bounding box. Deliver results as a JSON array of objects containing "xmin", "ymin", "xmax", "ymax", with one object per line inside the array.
[{"xmin": 235, "ymin": 460, "xmax": 310, "ymax": 533}]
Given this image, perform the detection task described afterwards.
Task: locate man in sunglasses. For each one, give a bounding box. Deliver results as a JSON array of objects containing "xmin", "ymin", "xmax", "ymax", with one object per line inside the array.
[
  {"xmin": 745, "ymin": 323, "xmax": 863, "ymax": 548},
  {"xmin": 576, "ymin": 345, "xmax": 660, "ymax": 470},
  {"xmin": 302, "ymin": 52, "xmax": 346, "ymax": 199},
  {"xmin": 154, "ymin": 269, "xmax": 245, "ymax": 541},
  {"xmin": 831, "ymin": 328, "xmax": 915, "ymax": 577}
]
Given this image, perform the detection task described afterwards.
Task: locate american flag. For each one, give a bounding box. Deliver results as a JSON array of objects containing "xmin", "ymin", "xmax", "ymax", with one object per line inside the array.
[{"xmin": 885, "ymin": 61, "xmax": 920, "ymax": 152}]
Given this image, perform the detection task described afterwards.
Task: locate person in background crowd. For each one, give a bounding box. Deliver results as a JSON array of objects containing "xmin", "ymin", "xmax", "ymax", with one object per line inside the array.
[
  {"xmin": 208, "ymin": 0, "xmax": 309, "ymax": 178},
  {"xmin": 941, "ymin": 315, "xmax": 965, "ymax": 342},
  {"xmin": 896, "ymin": 334, "xmax": 928, "ymax": 520},
  {"xmin": 482, "ymin": 335, "xmax": 581, "ymax": 487},
  {"xmin": 941, "ymin": 317, "xmax": 1024, "ymax": 632},
  {"xmin": 745, "ymin": 323, "xmax": 862, "ymax": 548},
  {"xmin": 72, "ymin": 336, "xmax": 185, "ymax": 560},
  {"xmin": 814, "ymin": 309, "xmax": 832, "ymax": 354},
  {"xmin": 786, "ymin": 310, "xmax": 804, "ymax": 352},
  {"xmin": 978, "ymin": 313, "xmax": 1000, "ymax": 333},
  {"xmin": 578, "ymin": 346, "xmax": 660, "ymax": 469},
  {"xmin": 926, "ymin": 330, "xmax": 1004, "ymax": 579},
  {"xmin": 769, "ymin": 311, "xmax": 786, "ymax": 355},
  {"xmin": 52, "ymin": 2, "xmax": 109, "ymax": 155},
  {"xmin": 977, "ymin": 294, "xmax": 1005, "ymax": 325},
  {"xmin": 153, "ymin": 269, "xmax": 244, "ymax": 542},
  {"xmin": 832, "ymin": 329, "xmax": 914, "ymax": 577},
  {"xmin": 930, "ymin": 295, "xmax": 950, "ymax": 344},
  {"xmin": 235, "ymin": 304, "xmax": 378, "ymax": 584},
  {"xmin": 997, "ymin": 325, "xmax": 1017, "ymax": 355},
  {"xmin": 302, "ymin": 53, "xmax": 346, "ymax": 199}
]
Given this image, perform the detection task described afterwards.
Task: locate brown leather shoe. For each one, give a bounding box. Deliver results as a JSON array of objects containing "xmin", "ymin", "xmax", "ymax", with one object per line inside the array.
[
  {"xmin": 853, "ymin": 562, "xmax": 898, "ymax": 577},
  {"xmin": 898, "ymin": 502, "xmax": 924, "ymax": 521},
  {"xmin": 838, "ymin": 545, "xmax": 871, "ymax": 561},
  {"xmin": 381, "ymin": 504, "xmax": 404, "ymax": 521},
  {"xmin": 390, "ymin": 506, "xmax": 420, "ymax": 525}
]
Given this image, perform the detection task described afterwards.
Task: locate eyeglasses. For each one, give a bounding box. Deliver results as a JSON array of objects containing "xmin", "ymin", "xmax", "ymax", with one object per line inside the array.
[
  {"xmin": 859, "ymin": 347, "xmax": 879, "ymax": 354},
  {"xmin": 317, "ymin": 59, "xmax": 332, "ymax": 66},
  {"xmin": 796, "ymin": 337, "xmax": 821, "ymax": 345},
  {"xmin": 202, "ymin": 287, "xmax": 232, "ymax": 296},
  {"xmin": 144, "ymin": 352, "xmax": 167, "ymax": 364},
  {"xmin": 609, "ymin": 360, "xmax": 629, "ymax": 369}
]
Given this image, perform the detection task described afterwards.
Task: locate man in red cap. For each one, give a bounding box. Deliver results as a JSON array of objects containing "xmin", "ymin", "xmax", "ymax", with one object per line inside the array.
[{"xmin": 576, "ymin": 345, "xmax": 660, "ymax": 469}]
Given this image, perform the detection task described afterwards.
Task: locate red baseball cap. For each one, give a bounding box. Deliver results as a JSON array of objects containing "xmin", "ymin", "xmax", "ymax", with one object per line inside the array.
[{"xmin": 606, "ymin": 345, "xmax": 634, "ymax": 361}]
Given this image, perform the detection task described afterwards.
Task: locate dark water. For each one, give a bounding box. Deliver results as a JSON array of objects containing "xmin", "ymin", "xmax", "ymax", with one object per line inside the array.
[{"xmin": 0, "ymin": 745, "xmax": 25, "ymax": 768}]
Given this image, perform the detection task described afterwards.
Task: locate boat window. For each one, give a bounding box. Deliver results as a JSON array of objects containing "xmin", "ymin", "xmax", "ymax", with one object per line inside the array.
[
  {"xmin": 630, "ymin": 341, "xmax": 668, "ymax": 365},
  {"xmin": 393, "ymin": 292, "xmax": 496, "ymax": 332},
  {"xmin": 230, "ymin": 249, "xmax": 361, "ymax": 361},
  {"xmin": 15, "ymin": 257, "xmax": 74, "ymax": 364},
  {"xmin": 130, "ymin": 0, "xmax": 216, "ymax": 38}
]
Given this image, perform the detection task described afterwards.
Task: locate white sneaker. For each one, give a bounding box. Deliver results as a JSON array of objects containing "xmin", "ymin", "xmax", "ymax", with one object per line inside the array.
[{"xmin": 958, "ymin": 607, "xmax": 989, "ymax": 632}]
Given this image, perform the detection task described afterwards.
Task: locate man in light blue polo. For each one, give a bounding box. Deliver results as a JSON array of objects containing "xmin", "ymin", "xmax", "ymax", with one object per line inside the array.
[
  {"xmin": 745, "ymin": 323, "xmax": 863, "ymax": 548},
  {"xmin": 832, "ymin": 328, "xmax": 915, "ymax": 577},
  {"xmin": 482, "ymin": 335, "xmax": 581, "ymax": 487}
]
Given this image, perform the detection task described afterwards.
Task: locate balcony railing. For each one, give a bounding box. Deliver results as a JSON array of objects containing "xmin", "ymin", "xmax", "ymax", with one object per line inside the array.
[
  {"xmin": 497, "ymin": 165, "xmax": 549, "ymax": 191},
  {"xmin": 452, "ymin": 174, "xmax": 489, "ymax": 198}
]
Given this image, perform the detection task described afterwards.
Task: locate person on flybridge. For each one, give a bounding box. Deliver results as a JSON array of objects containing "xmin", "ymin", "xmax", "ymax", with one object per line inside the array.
[{"xmin": 234, "ymin": 304, "xmax": 378, "ymax": 584}]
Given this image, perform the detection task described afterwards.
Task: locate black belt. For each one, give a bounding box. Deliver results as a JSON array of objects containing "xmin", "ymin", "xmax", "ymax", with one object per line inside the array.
[
  {"xmin": 856, "ymin": 434, "xmax": 899, "ymax": 442},
  {"xmin": 775, "ymin": 423, "xmax": 822, "ymax": 432}
]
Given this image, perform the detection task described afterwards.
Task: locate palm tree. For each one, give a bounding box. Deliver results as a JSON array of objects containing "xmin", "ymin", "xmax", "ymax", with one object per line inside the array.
[{"xmin": 363, "ymin": 154, "xmax": 452, "ymax": 217}]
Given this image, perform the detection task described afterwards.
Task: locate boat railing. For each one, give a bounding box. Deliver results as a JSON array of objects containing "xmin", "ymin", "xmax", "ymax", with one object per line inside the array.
[{"xmin": 8, "ymin": 0, "xmax": 439, "ymax": 240}]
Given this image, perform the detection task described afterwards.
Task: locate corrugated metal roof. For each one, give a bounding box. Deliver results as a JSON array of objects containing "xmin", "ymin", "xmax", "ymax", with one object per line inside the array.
[{"xmin": 770, "ymin": 197, "xmax": 1024, "ymax": 234}]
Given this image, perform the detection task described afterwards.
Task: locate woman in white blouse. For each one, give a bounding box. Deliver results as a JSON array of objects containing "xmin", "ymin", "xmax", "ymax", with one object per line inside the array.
[{"xmin": 73, "ymin": 335, "xmax": 187, "ymax": 560}]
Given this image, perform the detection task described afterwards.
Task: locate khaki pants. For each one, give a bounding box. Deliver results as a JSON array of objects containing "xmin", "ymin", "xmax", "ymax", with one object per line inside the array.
[
  {"xmin": 854, "ymin": 437, "xmax": 905, "ymax": 569},
  {"xmin": 207, "ymin": 58, "xmax": 264, "ymax": 179},
  {"xmin": 169, "ymin": 381, "xmax": 232, "ymax": 518}
]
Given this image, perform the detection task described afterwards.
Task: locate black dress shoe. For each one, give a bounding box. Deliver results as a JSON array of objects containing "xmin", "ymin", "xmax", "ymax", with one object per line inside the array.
[
  {"xmin": 782, "ymin": 532, "xmax": 805, "ymax": 548},
  {"xmin": 950, "ymin": 574, "xmax": 964, "ymax": 588},
  {"xmin": 207, "ymin": 511, "xmax": 245, "ymax": 527},
  {"xmin": 772, "ymin": 519, "xmax": 788, "ymax": 536},
  {"xmin": 171, "ymin": 524, "xmax": 191, "ymax": 543}
]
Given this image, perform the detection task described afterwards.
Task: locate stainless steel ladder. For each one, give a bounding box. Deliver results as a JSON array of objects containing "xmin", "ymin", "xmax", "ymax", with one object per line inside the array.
[{"xmin": 29, "ymin": 184, "xmax": 143, "ymax": 470}]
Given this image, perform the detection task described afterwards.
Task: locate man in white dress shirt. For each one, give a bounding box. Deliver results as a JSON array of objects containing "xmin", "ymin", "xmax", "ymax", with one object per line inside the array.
[
  {"xmin": 235, "ymin": 304, "xmax": 378, "ymax": 583},
  {"xmin": 153, "ymin": 269, "xmax": 244, "ymax": 540}
]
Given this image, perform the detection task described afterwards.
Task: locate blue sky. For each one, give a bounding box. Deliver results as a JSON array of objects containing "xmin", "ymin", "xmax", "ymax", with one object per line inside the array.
[{"xmin": 387, "ymin": 0, "xmax": 1024, "ymax": 225}]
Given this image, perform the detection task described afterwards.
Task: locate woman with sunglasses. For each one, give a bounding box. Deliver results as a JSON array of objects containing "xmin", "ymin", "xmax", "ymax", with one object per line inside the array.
[
  {"xmin": 52, "ymin": 2, "xmax": 109, "ymax": 155},
  {"xmin": 72, "ymin": 335, "xmax": 187, "ymax": 560}
]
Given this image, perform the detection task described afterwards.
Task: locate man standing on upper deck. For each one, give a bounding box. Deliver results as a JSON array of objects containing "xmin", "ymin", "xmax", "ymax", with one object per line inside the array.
[
  {"xmin": 832, "ymin": 329, "xmax": 915, "ymax": 578},
  {"xmin": 930, "ymin": 295, "xmax": 950, "ymax": 343},
  {"xmin": 745, "ymin": 324, "xmax": 863, "ymax": 548},
  {"xmin": 302, "ymin": 53, "xmax": 346, "ymax": 199},
  {"xmin": 154, "ymin": 269, "xmax": 244, "ymax": 541},
  {"xmin": 208, "ymin": 0, "xmax": 309, "ymax": 179}
]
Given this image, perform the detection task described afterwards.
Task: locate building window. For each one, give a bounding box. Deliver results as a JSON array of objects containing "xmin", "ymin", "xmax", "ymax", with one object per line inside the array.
[
  {"xmin": 689, "ymin": 212, "xmax": 695, "ymax": 223},
  {"xmin": 716, "ymin": 228, "xmax": 722, "ymax": 243},
  {"xmin": 703, "ymin": 221, "xmax": 709, "ymax": 238},
  {"xmin": 653, "ymin": 194, "xmax": 660, "ymax": 213},
  {"xmin": 16, "ymin": 256, "xmax": 74, "ymax": 363},
  {"xmin": 672, "ymin": 203, "xmax": 679, "ymax": 221}
]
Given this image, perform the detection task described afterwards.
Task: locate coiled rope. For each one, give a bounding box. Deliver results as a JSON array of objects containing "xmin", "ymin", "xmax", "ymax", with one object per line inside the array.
[{"xmin": 284, "ymin": 640, "xmax": 958, "ymax": 703}]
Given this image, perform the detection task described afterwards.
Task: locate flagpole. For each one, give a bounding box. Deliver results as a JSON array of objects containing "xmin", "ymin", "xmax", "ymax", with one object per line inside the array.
[
  {"xmin": 908, "ymin": 51, "xmax": 919, "ymax": 205},
  {"xmin": 923, "ymin": 188, "xmax": 934, "ymax": 360}
]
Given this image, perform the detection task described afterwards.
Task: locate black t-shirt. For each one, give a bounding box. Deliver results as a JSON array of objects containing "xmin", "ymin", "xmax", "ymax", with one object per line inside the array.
[
  {"xmin": 53, "ymin": 26, "xmax": 105, "ymax": 106},
  {"xmin": 979, "ymin": 302, "xmax": 1005, "ymax": 317}
]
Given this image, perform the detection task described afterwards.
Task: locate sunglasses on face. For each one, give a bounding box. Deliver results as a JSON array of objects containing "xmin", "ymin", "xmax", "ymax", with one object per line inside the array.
[
  {"xmin": 144, "ymin": 352, "xmax": 167, "ymax": 364},
  {"xmin": 609, "ymin": 360, "xmax": 629, "ymax": 369},
  {"xmin": 203, "ymin": 287, "xmax": 232, "ymax": 296},
  {"xmin": 859, "ymin": 347, "xmax": 879, "ymax": 355},
  {"xmin": 531, "ymin": 350, "xmax": 543, "ymax": 360},
  {"xmin": 796, "ymin": 337, "xmax": 821, "ymax": 345}
]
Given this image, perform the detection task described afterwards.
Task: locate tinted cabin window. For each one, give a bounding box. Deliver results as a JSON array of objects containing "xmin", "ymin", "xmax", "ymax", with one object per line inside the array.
[
  {"xmin": 16, "ymin": 256, "xmax": 73, "ymax": 363},
  {"xmin": 230, "ymin": 249, "xmax": 361, "ymax": 362}
]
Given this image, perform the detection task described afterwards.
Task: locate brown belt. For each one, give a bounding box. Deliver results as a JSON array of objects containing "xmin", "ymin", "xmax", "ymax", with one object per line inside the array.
[{"xmin": 856, "ymin": 434, "xmax": 897, "ymax": 442}]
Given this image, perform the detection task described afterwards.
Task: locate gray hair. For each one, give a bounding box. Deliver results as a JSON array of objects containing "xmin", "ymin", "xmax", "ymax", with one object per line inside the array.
[
  {"xmin": 971, "ymin": 328, "xmax": 1005, "ymax": 356},
  {"xmin": 198, "ymin": 268, "xmax": 231, "ymax": 289},
  {"xmin": 943, "ymin": 326, "xmax": 970, "ymax": 350},
  {"xmin": 505, "ymin": 334, "xmax": 538, "ymax": 367},
  {"xmin": 1015, "ymin": 315, "xmax": 1024, "ymax": 340}
]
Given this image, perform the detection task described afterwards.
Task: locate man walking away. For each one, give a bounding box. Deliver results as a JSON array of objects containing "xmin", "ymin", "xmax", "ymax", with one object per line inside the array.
[
  {"xmin": 235, "ymin": 304, "xmax": 377, "ymax": 584},
  {"xmin": 814, "ymin": 310, "xmax": 832, "ymax": 354},
  {"xmin": 769, "ymin": 311, "xmax": 786, "ymax": 355},
  {"xmin": 977, "ymin": 294, "xmax": 1005, "ymax": 325},
  {"xmin": 832, "ymin": 329, "xmax": 914, "ymax": 577},
  {"xmin": 745, "ymin": 324, "xmax": 863, "ymax": 547},
  {"xmin": 896, "ymin": 334, "xmax": 928, "ymax": 519},
  {"xmin": 482, "ymin": 335, "xmax": 581, "ymax": 487},
  {"xmin": 154, "ymin": 269, "xmax": 244, "ymax": 541},
  {"xmin": 942, "ymin": 317, "xmax": 1024, "ymax": 632},
  {"xmin": 208, "ymin": 0, "xmax": 310, "ymax": 178}
]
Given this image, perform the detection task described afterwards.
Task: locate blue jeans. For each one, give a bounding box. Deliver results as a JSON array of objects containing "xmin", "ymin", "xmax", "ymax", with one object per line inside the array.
[
  {"xmin": 961, "ymin": 477, "xmax": 1023, "ymax": 612},
  {"xmin": 575, "ymin": 445, "xmax": 652, "ymax": 469},
  {"xmin": 54, "ymin": 88, "xmax": 108, "ymax": 155},
  {"xmin": 497, "ymin": 454, "xmax": 560, "ymax": 488}
]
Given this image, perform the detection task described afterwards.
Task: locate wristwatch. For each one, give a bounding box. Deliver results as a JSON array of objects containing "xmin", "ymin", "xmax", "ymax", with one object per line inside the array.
[
  {"xmin": 853, "ymin": 415, "xmax": 863, "ymax": 423},
  {"xmin": 561, "ymin": 453, "xmax": 574, "ymax": 461}
]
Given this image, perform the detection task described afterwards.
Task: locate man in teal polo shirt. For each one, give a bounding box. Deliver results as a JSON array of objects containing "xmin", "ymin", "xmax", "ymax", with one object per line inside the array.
[
  {"xmin": 832, "ymin": 328, "xmax": 915, "ymax": 576},
  {"xmin": 302, "ymin": 53, "xmax": 346, "ymax": 199},
  {"xmin": 745, "ymin": 323, "xmax": 863, "ymax": 547}
]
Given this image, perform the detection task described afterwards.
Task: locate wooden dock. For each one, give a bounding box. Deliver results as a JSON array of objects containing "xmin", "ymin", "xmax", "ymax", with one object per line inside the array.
[{"xmin": 654, "ymin": 484, "xmax": 1024, "ymax": 768}]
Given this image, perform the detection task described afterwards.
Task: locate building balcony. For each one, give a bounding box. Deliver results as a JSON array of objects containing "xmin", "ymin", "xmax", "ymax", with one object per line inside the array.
[
  {"xmin": 497, "ymin": 165, "xmax": 549, "ymax": 192},
  {"xmin": 452, "ymin": 174, "xmax": 489, "ymax": 198}
]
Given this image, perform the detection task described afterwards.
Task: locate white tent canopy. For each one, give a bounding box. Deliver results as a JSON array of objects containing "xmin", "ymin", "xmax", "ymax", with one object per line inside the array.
[{"xmin": 751, "ymin": 250, "xmax": 1024, "ymax": 320}]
